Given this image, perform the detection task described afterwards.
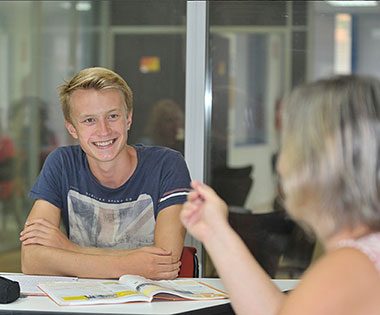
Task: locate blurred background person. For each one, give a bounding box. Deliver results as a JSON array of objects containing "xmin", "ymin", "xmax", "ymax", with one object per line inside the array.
[
  {"xmin": 140, "ymin": 99, "xmax": 184, "ymax": 154},
  {"xmin": 9, "ymin": 97, "xmax": 58, "ymax": 171},
  {"xmin": 0, "ymin": 130, "xmax": 15, "ymax": 201}
]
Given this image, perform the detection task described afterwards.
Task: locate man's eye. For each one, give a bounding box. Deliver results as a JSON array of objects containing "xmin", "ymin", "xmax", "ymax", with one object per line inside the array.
[
  {"xmin": 109, "ymin": 114, "xmax": 118, "ymax": 119},
  {"xmin": 84, "ymin": 118, "xmax": 95, "ymax": 123}
]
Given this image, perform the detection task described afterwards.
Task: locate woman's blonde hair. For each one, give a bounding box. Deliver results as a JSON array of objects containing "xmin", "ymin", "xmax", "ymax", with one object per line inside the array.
[
  {"xmin": 280, "ymin": 75, "xmax": 380, "ymax": 239},
  {"xmin": 59, "ymin": 67, "xmax": 133, "ymax": 124}
]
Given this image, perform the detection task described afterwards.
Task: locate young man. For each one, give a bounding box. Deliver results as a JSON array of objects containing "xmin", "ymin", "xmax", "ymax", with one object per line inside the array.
[{"xmin": 20, "ymin": 67, "xmax": 191, "ymax": 280}]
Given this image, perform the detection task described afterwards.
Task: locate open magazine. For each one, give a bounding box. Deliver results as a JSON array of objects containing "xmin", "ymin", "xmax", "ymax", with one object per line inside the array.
[
  {"xmin": 0, "ymin": 274, "xmax": 78, "ymax": 296},
  {"xmin": 38, "ymin": 275, "xmax": 228, "ymax": 306}
]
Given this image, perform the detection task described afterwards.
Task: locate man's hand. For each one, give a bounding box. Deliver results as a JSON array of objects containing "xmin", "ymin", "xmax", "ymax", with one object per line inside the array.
[
  {"xmin": 124, "ymin": 247, "xmax": 181, "ymax": 280},
  {"xmin": 21, "ymin": 200, "xmax": 182, "ymax": 280},
  {"xmin": 20, "ymin": 219, "xmax": 180, "ymax": 280},
  {"xmin": 20, "ymin": 218, "xmax": 77, "ymax": 252}
]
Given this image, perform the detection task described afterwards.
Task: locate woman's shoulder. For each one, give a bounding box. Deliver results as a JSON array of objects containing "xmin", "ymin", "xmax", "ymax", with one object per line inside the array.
[
  {"xmin": 278, "ymin": 248, "xmax": 380, "ymax": 315},
  {"xmin": 336, "ymin": 232, "xmax": 380, "ymax": 272}
]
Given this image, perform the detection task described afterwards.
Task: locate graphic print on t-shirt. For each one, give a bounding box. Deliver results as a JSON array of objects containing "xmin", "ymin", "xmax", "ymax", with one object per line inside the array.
[{"xmin": 67, "ymin": 190, "xmax": 155, "ymax": 249}]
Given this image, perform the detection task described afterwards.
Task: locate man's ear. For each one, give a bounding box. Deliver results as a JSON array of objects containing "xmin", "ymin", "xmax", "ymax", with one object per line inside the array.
[
  {"xmin": 127, "ymin": 109, "xmax": 133, "ymax": 130},
  {"xmin": 64, "ymin": 120, "xmax": 78, "ymax": 139}
]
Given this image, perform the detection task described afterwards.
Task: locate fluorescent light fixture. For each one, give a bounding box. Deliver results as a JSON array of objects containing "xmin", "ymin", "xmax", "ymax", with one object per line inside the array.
[
  {"xmin": 59, "ymin": 2, "xmax": 72, "ymax": 10},
  {"xmin": 326, "ymin": 1, "xmax": 378, "ymax": 7},
  {"xmin": 76, "ymin": 2, "xmax": 92, "ymax": 11},
  {"xmin": 59, "ymin": 1, "xmax": 91, "ymax": 11}
]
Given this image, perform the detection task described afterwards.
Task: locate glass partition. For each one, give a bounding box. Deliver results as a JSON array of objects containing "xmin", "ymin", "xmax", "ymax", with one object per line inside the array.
[
  {"xmin": 206, "ymin": 0, "xmax": 380, "ymax": 278},
  {"xmin": 0, "ymin": 0, "xmax": 186, "ymax": 272},
  {"xmin": 0, "ymin": 0, "xmax": 105, "ymax": 270},
  {"xmin": 1, "ymin": 0, "xmax": 380, "ymax": 278}
]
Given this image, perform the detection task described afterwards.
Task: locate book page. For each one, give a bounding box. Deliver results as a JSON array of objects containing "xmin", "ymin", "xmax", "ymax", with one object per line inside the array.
[
  {"xmin": 0, "ymin": 274, "xmax": 78, "ymax": 296},
  {"xmin": 119, "ymin": 275, "xmax": 228, "ymax": 300},
  {"xmin": 38, "ymin": 280, "xmax": 149, "ymax": 306}
]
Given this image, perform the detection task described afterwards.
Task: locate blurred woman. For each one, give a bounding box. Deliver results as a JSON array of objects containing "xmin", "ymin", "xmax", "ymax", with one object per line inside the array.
[{"xmin": 181, "ymin": 75, "xmax": 380, "ymax": 315}]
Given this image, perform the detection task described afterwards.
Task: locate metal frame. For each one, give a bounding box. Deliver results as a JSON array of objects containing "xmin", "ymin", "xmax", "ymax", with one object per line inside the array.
[
  {"xmin": 184, "ymin": 1, "xmax": 211, "ymax": 271},
  {"xmin": 184, "ymin": 0, "xmax": 210, "ymax": 183}
]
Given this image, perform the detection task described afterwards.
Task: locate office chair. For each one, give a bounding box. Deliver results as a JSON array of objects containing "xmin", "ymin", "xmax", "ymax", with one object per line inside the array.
[
  {"xmin": 211, "ymin": 165, "xmax": 253, "ymax": 207},
  {"xmin": 204, "ymin": 165, "xmax": 254, "ymax": 277},
  {"xmin": 275, "ymin": 223, "xmax": 316, "ymax": 278},
  {"xmin": 179, "ymin": 246, "xmax": 199, "ymax": 278},
  {"xmin": 0, "ymin": 136, "xmax": 23, "ymax": 231},
  {"xmin": 229, "ymin": 209, "xmax": 295, "ymax": 278}
]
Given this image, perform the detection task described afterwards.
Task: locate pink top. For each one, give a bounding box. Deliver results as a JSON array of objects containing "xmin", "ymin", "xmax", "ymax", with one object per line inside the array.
[{"xmin": 336, "ymin": 232, "xmax": 380, "ymax": 273}]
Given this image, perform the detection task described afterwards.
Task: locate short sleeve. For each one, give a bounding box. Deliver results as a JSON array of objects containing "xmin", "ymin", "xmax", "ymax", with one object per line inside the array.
[
  {"xmin": 29, "ymin": 149, "xmax": 64, "ymax": 210},
  {"xmin": 157, "ymin": 151, "xmax": 191, "ymax": 213}
]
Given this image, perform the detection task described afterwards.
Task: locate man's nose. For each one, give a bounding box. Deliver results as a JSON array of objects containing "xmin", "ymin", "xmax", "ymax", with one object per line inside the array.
[{"xmin": 97, "ymin": 119, "xmax": 111, "ymax": 135}]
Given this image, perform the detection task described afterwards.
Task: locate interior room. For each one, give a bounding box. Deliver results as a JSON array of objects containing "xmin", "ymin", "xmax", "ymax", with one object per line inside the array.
[{"xmin": 1, "ymin": 0, "xmax": 380, "ymax": 281}]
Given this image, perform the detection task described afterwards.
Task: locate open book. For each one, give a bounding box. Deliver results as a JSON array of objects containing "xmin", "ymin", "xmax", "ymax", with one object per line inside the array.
[
  {"xmin": 1, "ymin": 274, "xmax": 78, "ymax": 296},
  {"xmin": 38, "ymin": 275, "xmax": 228, "ymax": 306}
]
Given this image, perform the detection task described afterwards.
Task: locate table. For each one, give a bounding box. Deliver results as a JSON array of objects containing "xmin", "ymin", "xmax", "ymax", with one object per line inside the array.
[{"xmin": 0, "ymin": 276, "xmax": 299, "ymax": 315}]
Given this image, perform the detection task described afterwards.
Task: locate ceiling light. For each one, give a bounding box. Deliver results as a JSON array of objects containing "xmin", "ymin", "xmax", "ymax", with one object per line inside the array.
[
  {"xmin": 76, "ymin": 2, "xmax": 92, "ymax": 11},
  {"xmin": 326, "ymin": 1, "xmax": 378, "ymax": 7},
  {"xmin": 59, "ymin": 2, "xmax": 72, "ymax": 10}
]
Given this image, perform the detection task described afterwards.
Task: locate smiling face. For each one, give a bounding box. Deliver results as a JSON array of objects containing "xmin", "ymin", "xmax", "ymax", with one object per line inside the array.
[{"xmin": 65, "ymin": 88, "xmax": 132, "ymax": 166}]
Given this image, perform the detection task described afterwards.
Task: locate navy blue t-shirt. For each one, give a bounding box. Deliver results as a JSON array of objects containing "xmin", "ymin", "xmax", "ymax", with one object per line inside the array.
[{"xmin": 29, "ymin": 144, "xmax": 192, "ymax": 249}]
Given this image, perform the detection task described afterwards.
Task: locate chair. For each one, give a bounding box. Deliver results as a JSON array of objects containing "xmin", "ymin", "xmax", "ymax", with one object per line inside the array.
[
  {"xmin": 179, "ymin": 246, "xmax": 199, "ymax": 278},
  {"xmin": 275, "ymin": 223, "xmax": 316, "ymax": 278},
  {"xmin": 204, "ymin": 165, "xmax": 254, "ymax": 277},
  {"xmin": 228, "ymin": 208, "xmax": 295, "ymax": 278},
  {"xmin": 211, "ymin": 165, "xmax": 253, "ymax": 207},
  {"xmin": 0, "ymin": 136, "xmax": 23, "ymax": 231},
  {"xmin": 0, "ymin": 136, "xmax": 15, "ymax": 201}
]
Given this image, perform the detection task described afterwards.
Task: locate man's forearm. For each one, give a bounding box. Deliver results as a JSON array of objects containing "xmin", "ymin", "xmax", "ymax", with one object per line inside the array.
[
  {"xmin": 21, "ymin": 244, "xmax": 180, "ymax": 279},
  {"xmin": 21, "ymin": 244, "xmax": 125, "ymax": 278},
  {"xmin": 70, "ymin": 245, "xmax": 136, "ymax": 256}
]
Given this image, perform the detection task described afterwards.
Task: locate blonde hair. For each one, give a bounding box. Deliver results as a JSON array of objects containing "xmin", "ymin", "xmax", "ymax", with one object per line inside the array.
[
  {"xmin": 59, "ymin": 67, "xmax": 133, "ymax": 124},
  {"xmin": 280, "ymin": 75, "xmax": 380, "ymax": 239}
]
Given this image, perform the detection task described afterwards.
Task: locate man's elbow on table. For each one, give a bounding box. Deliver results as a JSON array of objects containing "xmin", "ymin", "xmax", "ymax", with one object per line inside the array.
[{"xmin": 21, "ymin": 244, "xmax": 45, "ymax": 275}]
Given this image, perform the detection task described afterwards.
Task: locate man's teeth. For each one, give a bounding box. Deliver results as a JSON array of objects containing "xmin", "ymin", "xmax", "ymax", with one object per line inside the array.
[{"xmin": 95, "ymin": 140, "xmax": 113, "ymax": 146}]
